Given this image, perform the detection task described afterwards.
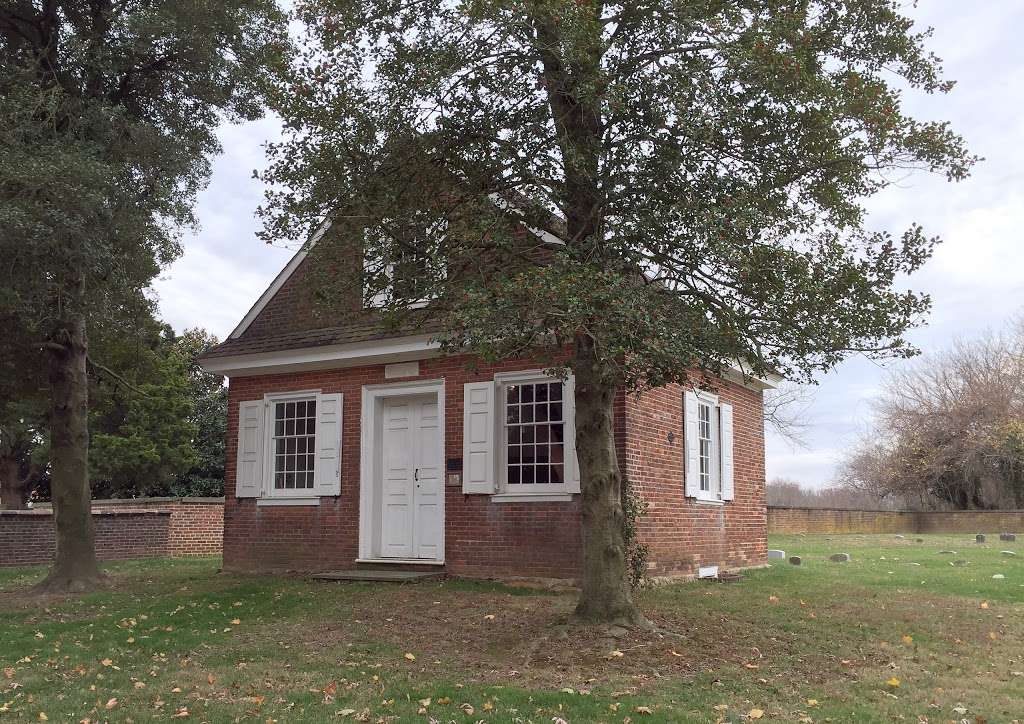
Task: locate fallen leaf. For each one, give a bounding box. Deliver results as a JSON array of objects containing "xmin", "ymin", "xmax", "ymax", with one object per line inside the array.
[
  {"xmin": 38, "ymin": 713, "xmax": 48, "ymax": 721},
  {"xmin": 483, "ymin": 701, "xmax": 494, "ymax": 711},
  {"xmin": 335, "ymin": 709, "xmax": 356, "ymax": 718},
  {"xmin": 768, "ymin": 596, "xmax": 779, "ymax": 603},
  {"xmin": 748, "ymin": 708, "xmax": 764, "ymax": 719},
  {"xmin": 807, "ymin": 698, "xmax": 819, "ymax": 707},
  {"xmin": 635, "ymin": 705, "xmax": 653, "ymax": 715},
  {"xmin": 980, "ymin": 601, "xmax": 990, "ymax": 609},
  {"xmin": 104, "ymin": 698, "xmax": 118, "ymax": 710},
  {"xmin": 133, "ymin": 681, "xmax": 146, "ymax": 690},
  {"xmin": 483, "ymin": 614, "xmax": 495, "ymax": 621},
  {"xmin": 100, "ymin": 659, "xmax": 113, "ymax": 667},
  {"xmin": 404, "ymin": 653, "xmax": 416, "ymax": 661},
  {"xmin": 207, "ymin": 674, "xmax": 216, "ymax": 685},
  {"xmin": 459, "ymin": 703, "xmax": 474, "ymax": 715},
  {"xmin": 713, "ymin": 704, "xmax": 729, "ymax": 711},
  {"xmin": 607, "ymin": 650, "xmax": 625, "ymax": 659},
  {"xmin": 901, "ymin": 635, "xmax": 913, "ymax": 645},
  {"xmin": 886, "ymin": 677, "xmax": 901, "ymax": 688},
  {"xmin": 230, "ymin": 618, "xmax": 241, "ymax": 625},
  {"xmin": 171, "ymin": 707, "xmax": 189, "ymax": 718},
  {"xmin": 669, "ymin": 650, "xmax": 684, "ymax": 657}
]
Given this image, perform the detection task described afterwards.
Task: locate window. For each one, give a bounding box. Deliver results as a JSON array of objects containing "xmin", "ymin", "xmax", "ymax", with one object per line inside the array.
[
  {"xmin": 271, "ymin": 398, "xmax": 316, "ymax": 492},
  {"xmin": 364, "ymin": 215, "xmax": 447, "ymax": 308},
  {"xmin": 684, "ymin": 390, "xmax": 733, "ymax": 503},
  {"xmin": 505, "ymin": 380, "xmax": 566, "ymax": 488},
  {"xmin": 697, "ymin": 400, "xmax": 718, "ymax": 494}
]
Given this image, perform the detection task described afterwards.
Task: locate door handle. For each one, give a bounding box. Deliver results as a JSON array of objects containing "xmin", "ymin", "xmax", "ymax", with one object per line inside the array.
[{"xmin": 414, "ymin": 468, "xmax": 419, "ymax": 481}]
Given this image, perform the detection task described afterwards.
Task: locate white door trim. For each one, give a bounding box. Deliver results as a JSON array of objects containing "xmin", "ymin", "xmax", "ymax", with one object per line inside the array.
[{"xmin": 358, "ymin": 378, "xmax": 446, "ymax": 563}]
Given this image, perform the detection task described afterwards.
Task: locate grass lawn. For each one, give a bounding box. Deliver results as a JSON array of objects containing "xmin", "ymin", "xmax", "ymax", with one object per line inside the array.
[{"xmin": 1, "ymin": 534, "xmax": 1022, "ymax": 722}]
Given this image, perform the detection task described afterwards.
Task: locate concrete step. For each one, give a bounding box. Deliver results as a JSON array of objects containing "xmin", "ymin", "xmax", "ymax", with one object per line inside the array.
[{"xmin": 311, "ymin": 569, "xmax": 444, "ymax": 583}]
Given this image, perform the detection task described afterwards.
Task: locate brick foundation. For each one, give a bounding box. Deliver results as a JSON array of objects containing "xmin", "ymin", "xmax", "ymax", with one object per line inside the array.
[{"xmin": 0, "ymin": 498, "xmax": 224, "ymax": 567}]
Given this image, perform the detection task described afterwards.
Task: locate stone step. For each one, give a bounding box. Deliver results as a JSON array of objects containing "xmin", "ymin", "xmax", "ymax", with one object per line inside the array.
[{"xmin": 311, "ymin": 569, "xmax": 444, "ymax": 583}]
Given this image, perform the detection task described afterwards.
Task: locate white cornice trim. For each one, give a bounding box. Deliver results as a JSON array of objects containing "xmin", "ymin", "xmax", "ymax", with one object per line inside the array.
[
  {"xmin": 722, "ymin": 362, "xmax": 783, "ymax": 392},
  {"xmin": 199, "ymin": 335, "xmax": 441, "ymax": 377}
]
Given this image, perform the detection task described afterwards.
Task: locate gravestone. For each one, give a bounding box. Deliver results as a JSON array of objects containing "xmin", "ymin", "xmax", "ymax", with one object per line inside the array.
[
  {"xmin": 938, "ymin": 550, "xmax": 956, "ymax": 555},
  {"xmin": 1000, "ymin": 533, "xmax": 1017, "ymax": 542},
  {"xmin": 976, "ymin": 534, "xmax": 986, "ymax": 543},
  {"xmin": 767, "ymin": 550, "xmax": 786, "ymax": 560},
  {"xmin": 829, "ymin": 553, "xmax": 851, "ymax": 563},
  {"xmin": 1002, "ymin": 550, "xmax": 1017, "ymax": 557},
  {"xmin": 788, "ymin": 556, "xmax": 802, "ymax": 566}
]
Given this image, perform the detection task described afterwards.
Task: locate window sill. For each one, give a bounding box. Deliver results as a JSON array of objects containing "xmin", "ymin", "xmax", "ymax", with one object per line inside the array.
[
  {"xmin": 690, "ymin": 496, "xmax": 724, "ymax": 506},
  {"xmin": 256, "ymin": 497, "xmax": 321, "ymax": 507},
  {"xmin": 490, "ymin": 493, "xmax": 576, "ymax": 503}
]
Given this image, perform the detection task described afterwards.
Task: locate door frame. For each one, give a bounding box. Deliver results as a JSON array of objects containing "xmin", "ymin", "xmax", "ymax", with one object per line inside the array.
[{"xmin": 358, "ymin": 378, "xmax": 445, "ymax": 564}]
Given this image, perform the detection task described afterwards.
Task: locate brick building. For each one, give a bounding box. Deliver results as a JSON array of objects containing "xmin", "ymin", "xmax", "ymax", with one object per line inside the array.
[{"xmin": 200, "ymin": 228, "xmax": 776, "ymax": 580}]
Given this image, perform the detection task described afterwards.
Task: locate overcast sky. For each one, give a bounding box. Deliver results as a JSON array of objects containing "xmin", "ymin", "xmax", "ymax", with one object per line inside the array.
[{"xmin": 152, "ymin": 1, "xmax": 1024, "ymax": 489}]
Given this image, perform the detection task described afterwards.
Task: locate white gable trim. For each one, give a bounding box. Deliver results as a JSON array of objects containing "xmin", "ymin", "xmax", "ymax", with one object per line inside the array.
[
  {"xmin": 200, "ymin": 335, "xmax": 441, "ymax": 377},
  {"xmin": 228, "ymin": 219, "xmax": 333, "ymax": 340}
]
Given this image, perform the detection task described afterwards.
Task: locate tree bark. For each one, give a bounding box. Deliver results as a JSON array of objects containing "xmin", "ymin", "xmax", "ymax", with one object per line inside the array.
[
  {"xmin": 0, "ymin": 457, "xmax": 31, "ymax": 510},
  {"xmin": 35, "ymin": 314, "xmax": 103, "ymax": 592},
  {"xmin": 572, "ymin": 334, "xmax": 646, "ymax": 626}
]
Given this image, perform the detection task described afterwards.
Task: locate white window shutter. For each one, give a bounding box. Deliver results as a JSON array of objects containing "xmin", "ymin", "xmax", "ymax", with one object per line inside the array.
[
  {"xmin": 236, "ymin": 400, "xmax": 265, "ymax": 498},
  {"xmin": 314, "ymin": 393, "xmax": 343, "ymax": 496},
  {"xmin": 564, "ymin": 375, "xmax": 581, "ymax": 493},
  {"xmin": 720, "ymin": 402, "xmax": 735, "ymax": 501},
  {"xmin": 683, "ymin": 390, "xmax": 700, "ymax": 498},
  {"xmin": 463, "ymin": 381, "xmax": 497, "ymax": 493}
]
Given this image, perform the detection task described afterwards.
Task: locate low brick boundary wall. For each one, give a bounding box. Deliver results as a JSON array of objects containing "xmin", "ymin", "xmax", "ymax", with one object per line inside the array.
[
  {"xmin": 768, "ymin": 506, "xmax": 1024, "ymax": 535},
  {"xmin": 0, "ymin": 497, "xmax": 223, "ymax": 567}
]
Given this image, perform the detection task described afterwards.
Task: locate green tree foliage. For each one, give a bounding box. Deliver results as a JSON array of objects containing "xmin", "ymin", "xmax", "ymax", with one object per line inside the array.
[
  {"xmin": 260, "ymin": 0, "xmax": 973, "ymax": 621},
  {"xmin": 0, "ymin": 0, "xmax": 287, "ymax": 591}
]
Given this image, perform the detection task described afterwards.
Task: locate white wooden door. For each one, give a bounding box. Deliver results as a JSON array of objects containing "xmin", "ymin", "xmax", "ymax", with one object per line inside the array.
[{"xmin": 380, "ymin": 395, "xmax": 443, "ymax": 559}]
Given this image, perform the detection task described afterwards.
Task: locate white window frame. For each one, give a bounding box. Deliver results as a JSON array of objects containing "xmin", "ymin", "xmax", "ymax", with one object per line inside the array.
[
  {"xmin": 493, "ymin": 370, "xmax": 579, "ymax": 498},
  {"xmin": 692, "ymin": 390, "xmax": 723, "ymax": 504},
  {"xmin": 363, "ymin": 218, "xmax": 447, "ymax": 310},
  {"xmin": 261, "ymin": 390, "xmax": 322, "ymax": 501}
]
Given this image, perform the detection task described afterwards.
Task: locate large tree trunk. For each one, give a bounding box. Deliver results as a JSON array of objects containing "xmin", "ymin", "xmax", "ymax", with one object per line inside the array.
[
  {"xmin": 35, "ymin": 314, "xmax": 102, "ymax": 592},
  {"xmin": 573, "ymin": 334, "xmax": 646, "ymax": 626},
  {"xmin": 0, "ymin": 456, "xmax": 31, "ymax": 510}
]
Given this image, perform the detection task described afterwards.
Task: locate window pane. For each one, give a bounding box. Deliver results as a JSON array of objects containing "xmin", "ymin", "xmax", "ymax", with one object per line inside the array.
[
  {"xmin": 536, "ymin": 403, "xmax": 548, "ymax": 422},
  {"xmin": 551, "ymin": 464, "xmax": 564, "ymax": 483},
  {"xmin": 522, "ymin": 385, "xmax": 534, "ymax": 403},
  {"xmin": 521, "ymin": 405, "xmax": 534, "ymax": 423},
  {"xmin": 521, "ymin": 445, "xmax": 535, "ymax": 464},
  {"xmin": 537, "ymin": 444, "xmax": 549, "ymax": 464},
  {"xmin": 508, "ymin": 426, "xmax": 520, "ymax": 444},
  {"xmin": 508, "ymin": 465, "xmax": 520, "ymax": 484},
  {"xmin": 549, "ymin": 402, "xmax": 562, "ymax": 421},
  {"xmin": 536, "ymin": 425, "xmax": 549, "ymax": 443},
  {"xmin": 536, "ymin": 466, "xmax": 550, "ymax": 484},
  {"xmin": 275, "ymin": 420, "xmax": 284, "ymax": 436},
  {"xmin": 507, "ymin": 385, "xmax": 519, "ymax": 404},
  {"xmin": 521, "ymin": 466, "xmax": 535, "ymax": 484},
  {"xmin": 508, "ymin": 445, "xmax": 520, "ymax": 464},
  {"xmin": 506, "ymin": 405, "xmax": 519, "ymax": 424},
  {"xmin": 551, "ymin": 423, "xmax": 564, "ymax": 443},
  {"xmin": 536, "ymin": 384, "xmax": 548, "ymax": 402},
  {"xmin": 522, "ymin": 426, "xmax": 534, "ymax": 444}
]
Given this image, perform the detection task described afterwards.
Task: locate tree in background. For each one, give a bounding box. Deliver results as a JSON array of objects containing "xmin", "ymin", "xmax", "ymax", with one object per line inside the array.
[
  {"xmin": 0, "ymin": 0, "xmax": 285, "ymax": 591},
  {"xmin": 840, "ymin": 321, "xmax": 1024, "ymax": 509},
  {"xmin": 261, "ymin": 1, "xmax": 974, "ymax": 622}
]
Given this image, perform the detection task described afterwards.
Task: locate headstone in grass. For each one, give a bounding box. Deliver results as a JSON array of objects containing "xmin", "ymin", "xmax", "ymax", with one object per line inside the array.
[
  {"xmin": 938, "ymin": 550, "xmax": 956, "ymax": 554},
  {"xmin": 952, "ymin": 560, "xmax": 969, "ymax": 567},
  {"xmin": 788, "ymin": 556, "xmax": 802, "ymax": 566},
  {"xmin": 976, "ymin": 534, "xmax": 986, "ymax": 543},
  {"xmin": 993, "ymin": 574, "xmax": 1006, "ymax": 579},
  {"xmin": 829, "ymin": 553, "xmax": 851, "ymax": 563},
  {"xmin": 1000, "ymin": 533, "xmax": 1017, "ymax": 542},
  {"xmin": 916, "ymin": 538, "xmax": 925, "ymax": 543},
  {"xmin": 767, "ymin": 550, "xmax": 786, "ymax": 560},
  {"xmin": 1002, "ymin": 551, "xmax": 1017, "ymax": 557},
  {"xmin": 895, "ymin": 534, "xmax": 905, "ymax": 540}
]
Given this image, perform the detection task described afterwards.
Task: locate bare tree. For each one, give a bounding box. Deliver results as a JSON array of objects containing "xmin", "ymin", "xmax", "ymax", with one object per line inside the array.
[
  {"xmin": 840, "ymin": 321, "xmax": 1024, "ymax": 509},
  {"xmin": 764, "ymin": 383, "xmax": 815, "ymax": 448}
]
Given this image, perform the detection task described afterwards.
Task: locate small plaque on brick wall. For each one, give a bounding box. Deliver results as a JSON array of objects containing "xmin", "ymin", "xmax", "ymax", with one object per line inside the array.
[{"xmin": 384, "ymin": 361, "xmax": 420, "ymax": 379}]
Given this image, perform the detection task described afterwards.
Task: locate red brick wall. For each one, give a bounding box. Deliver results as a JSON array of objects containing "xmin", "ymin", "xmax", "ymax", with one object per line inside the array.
[
  {"xmin": 225, "ymin": 355, "xmax": 583, "ymax": 578},
  {"xmin": 624, "ymin": 379, "xmax": 767, "ymax": 577},
  {"xmin": 0, "ymin": 498, "xmax": 224, "ymax": 568},
  {"xmin": 225, "ymin": 358, "xmax": 767, "ymax": 580}
]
